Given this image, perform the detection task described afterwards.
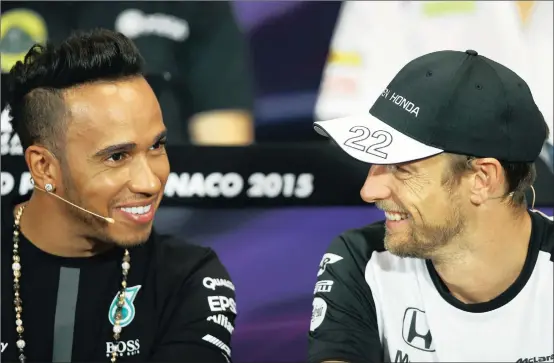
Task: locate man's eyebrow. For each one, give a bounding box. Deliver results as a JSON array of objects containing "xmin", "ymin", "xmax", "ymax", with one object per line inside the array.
[
  {"xmin": 93, "ymin": 129, "xmax": 168, "ymax": 158},
  {"xmin": 154, "ymin": 129, "xmax": 167, "ymax": 143},
  {"xmin": 94, "ymin": 142, "xmax": 136, "ymax": 158},
  {"xmin": 396, "ymin": 161, "xmax": 416, "ymax": 171}
]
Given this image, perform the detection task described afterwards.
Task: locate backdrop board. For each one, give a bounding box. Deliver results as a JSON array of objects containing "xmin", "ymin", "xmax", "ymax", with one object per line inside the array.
[{"xmin": 2, "ymin": 145, "xmax": 553, "ymax": 208}]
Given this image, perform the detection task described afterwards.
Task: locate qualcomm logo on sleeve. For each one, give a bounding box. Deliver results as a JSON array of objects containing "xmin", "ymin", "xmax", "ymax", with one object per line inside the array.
[
  {"xmin": 317, "ymin": 253, "xmax": 343, "ymax": 276},
  {"xmin": 203, "ymin": 277, "xmax": 235, "ymax": 291}
]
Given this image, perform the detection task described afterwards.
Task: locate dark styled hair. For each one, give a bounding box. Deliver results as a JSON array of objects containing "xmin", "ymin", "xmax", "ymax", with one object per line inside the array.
[{"xmin": 5, "ymin": 28, "xmax": 145, "ymax": 156}]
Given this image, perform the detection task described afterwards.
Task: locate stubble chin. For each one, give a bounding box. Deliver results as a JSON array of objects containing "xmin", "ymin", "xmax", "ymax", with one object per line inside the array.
[
  {"xmin": 384, "ymin": 228, "xmax": 437, "ymax": 259},
  {"xmin": 385, "ymin": 234, "xmax": 415, "ymax": 258}
]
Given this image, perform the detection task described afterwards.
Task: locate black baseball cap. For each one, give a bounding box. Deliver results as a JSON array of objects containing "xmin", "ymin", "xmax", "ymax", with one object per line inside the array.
[{"xmin": 314, "ymin": 49, "xmax": 547, "ymax": 164}]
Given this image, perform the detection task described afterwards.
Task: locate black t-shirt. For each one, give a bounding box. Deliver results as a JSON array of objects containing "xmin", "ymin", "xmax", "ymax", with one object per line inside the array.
[
  {"xmin": 0, "ymin": 1, "xmax": 254, "ymax": 145},
  {"xmin": 308, "ymin": 210, "xmax": 554, "ymax": 362},
  {"xmin": 1, "ymin": 200, "xmax": 237, "ymax": 362}
]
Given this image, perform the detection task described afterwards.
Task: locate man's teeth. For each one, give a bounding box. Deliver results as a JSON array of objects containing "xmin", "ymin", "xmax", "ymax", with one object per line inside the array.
[
  {"xmin": 120, "ymin": 204, "xmax": 152, "ymax": 215},
  {"xmin": 384, "ymin": 211, "xmax": 409, "ymax": 221}
]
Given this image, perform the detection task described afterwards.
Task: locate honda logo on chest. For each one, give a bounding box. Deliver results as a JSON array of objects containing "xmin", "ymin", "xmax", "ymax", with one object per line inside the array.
[{"xmin": 402, "ymin": 307, "xmax": 435, "ymax": 352}]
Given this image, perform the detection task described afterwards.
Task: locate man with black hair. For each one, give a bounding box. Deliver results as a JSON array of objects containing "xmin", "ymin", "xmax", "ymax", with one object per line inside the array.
[
  {"xmin": 309, "ymin": 50, "xmax": 553, "ymax": 362},
  {"xmin": 1, "ymin": 29, "xmax": 236, "ymax": 362}
]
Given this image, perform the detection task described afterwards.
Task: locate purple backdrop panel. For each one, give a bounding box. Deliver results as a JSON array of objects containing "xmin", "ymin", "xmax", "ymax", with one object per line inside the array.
[{"xmin": 199, "ymin": 207, "xmax": 382, "ymax": 362}]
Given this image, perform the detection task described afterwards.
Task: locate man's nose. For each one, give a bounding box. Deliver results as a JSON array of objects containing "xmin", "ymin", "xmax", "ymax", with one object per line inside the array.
[
  {"xmin": 128, "ymin": 156, "xmax": 162, "ymax": 195},
  {"xmin": 360, "ymin": 165, "xmax": 392, "ymax": 203}
]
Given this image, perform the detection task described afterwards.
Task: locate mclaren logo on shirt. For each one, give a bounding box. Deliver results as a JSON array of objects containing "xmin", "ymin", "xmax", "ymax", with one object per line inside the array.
[
  {"xmin": 402, "ymin": 307, "xmax": 435, "ymax": 352},
  {"xmin": 0, "ymin": 9, "xmax": 48, "ymax": 73},
  {"xmin": 317, "ymin": 253, "xmax": 343, "ymax": 277},
  {"xmin": 516, "ymin": 354, "xmax": 554, "ymax": 363},
  {"xmin": 108, "ymin": 285, "xmax": 142, "ymax": 328}
]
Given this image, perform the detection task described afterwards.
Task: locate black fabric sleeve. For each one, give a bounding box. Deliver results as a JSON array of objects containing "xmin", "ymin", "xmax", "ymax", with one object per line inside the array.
[
  {"xmin": 150, "ymin": 248, "xmax": 236, "ymax": 362},
  {"xmin": 175, "ymin": 2, "xmax": 254, "ymax": 114},
  {"xmin": 308, "ymin": 232, "xmax": 383, "ymax": 363}
]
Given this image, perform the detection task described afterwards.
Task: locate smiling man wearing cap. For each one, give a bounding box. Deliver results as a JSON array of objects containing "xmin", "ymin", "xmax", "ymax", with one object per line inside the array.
[{"xmin": 308, "ymin": 50, "xmax": 553, "ymax": 362}]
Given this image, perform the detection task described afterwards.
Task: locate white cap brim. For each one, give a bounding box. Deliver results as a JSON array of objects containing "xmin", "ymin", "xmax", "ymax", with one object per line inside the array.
[{"xmin": 314, "ymin": 114, "xmax": 444, "ymax": 165}]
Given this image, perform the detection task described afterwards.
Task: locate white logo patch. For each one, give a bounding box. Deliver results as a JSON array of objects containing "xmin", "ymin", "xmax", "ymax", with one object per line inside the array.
[
  {"xmin": 1, "ymin": 342, "xmax": 8, "ymax": 353},
  {"xmin": 108, "ymin": 285, "xmax": 141, "ymax": 328},
  {"xmin": 314, "ymin": 280, "xmax": 334, "ymax": 294},
  {"xmin": 402, "ymin": 307, "xmax": 435, "ymax": 352},
  {"xmin": 310, "ymin": 297, "xmax": 327, "ymax": 331},
  {"xmin": 207, "ymin": 314, "xmax": 234, "ymax": 334},
  {"xmin": 317, "ymin": 253, "xmax": 343, "ymax": 277},
  {"xmin": 1, "ymin": 106, "xmax": 23, "ymax": 156},
  {"xmin": 202, "ymin": 334, "xmax": 231, "ymax": 357},
  {"xmin": 381, "ymin": 88, "xmax": 420, "ymax": 117},
  {"xmin": 203, "ymin": 277, "xmax": 235, "ymax": 291},
  {"xmin": 208, "ymin": 296, "xmax": 237, "ymax": 314},
  {"xmin": 105, "ymin": 339, "xmax": 141, "ymax": 357}
]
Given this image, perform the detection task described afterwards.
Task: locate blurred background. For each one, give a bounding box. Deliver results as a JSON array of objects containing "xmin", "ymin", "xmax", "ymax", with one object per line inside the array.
[{"xmin": 1, "ymin": 1, "xmax": 553, "ymax": 361}]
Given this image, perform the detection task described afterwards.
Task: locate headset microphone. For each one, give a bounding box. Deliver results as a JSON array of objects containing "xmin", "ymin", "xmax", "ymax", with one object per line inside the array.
[{"xmin": 34, "ymin": 185, "xmax": 115, "ymax": 224}]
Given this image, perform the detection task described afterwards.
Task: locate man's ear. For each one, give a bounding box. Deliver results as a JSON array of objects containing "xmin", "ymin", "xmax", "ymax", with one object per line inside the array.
[
  {"xmin": 468, "ymin": 158, "xmax": 504, "ymax": 205},
  {"xmin": 25, "ymin": 145, "xmax": 62, "ymax": 190}
]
